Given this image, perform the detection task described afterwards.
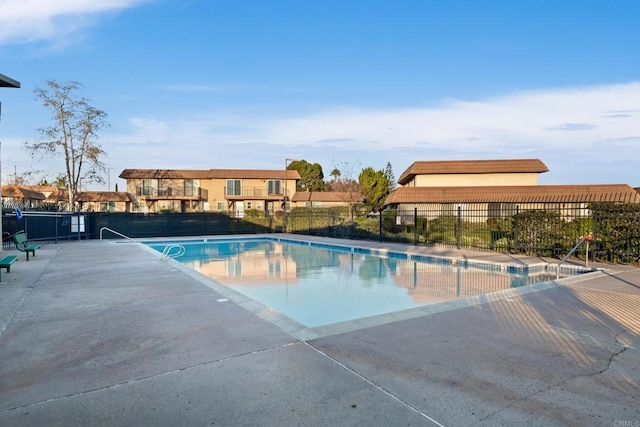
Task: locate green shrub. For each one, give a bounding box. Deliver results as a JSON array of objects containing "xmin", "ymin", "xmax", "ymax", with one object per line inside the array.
[
  {"xmin": 244, "ymin": 209, "xmax": 263, "ymax": 218},
  {"xmin": 513, "ymin": 210, "xmax": 571, "ymax": 257}
]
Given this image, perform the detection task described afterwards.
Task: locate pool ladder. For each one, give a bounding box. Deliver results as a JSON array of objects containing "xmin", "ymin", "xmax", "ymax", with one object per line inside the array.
[
  {"xmin": 552, "ymin": 235, "xmax": 592, "ymax": 279},
  {"xmin": 160, "ymin": 244, "xmax": 186, "ymax": 261}
]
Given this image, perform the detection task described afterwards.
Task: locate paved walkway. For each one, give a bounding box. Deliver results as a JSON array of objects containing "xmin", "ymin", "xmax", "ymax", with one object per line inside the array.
[{"xmin": 0, "ymin": 237, "xmax": 638, "ymax": 426}]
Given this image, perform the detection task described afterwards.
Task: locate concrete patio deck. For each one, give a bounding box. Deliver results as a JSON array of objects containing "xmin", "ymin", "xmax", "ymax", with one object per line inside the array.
[{"xmin": 0, "ymin": 236, "xmax": 638, "ymax": 426}]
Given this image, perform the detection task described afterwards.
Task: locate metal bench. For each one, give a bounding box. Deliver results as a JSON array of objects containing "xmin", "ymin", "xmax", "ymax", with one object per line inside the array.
[
  {"xmin": 12, "ymin": 232, "xmax": 41, "ymax": 261},
  {"xmin": 0, "ymin": 255, "xmax": 18, "ymax": 280}
]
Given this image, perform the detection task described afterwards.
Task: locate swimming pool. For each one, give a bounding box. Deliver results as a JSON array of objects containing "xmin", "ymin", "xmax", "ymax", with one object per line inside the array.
[{"xmin": 146, "ymin": 237, "xmax": 577, "ymax": 328}]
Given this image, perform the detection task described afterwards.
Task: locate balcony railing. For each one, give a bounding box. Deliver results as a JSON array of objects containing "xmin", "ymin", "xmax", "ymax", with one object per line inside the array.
[
  {"xmin": 136, "ymin": 186, "xmax": 208, "ymax": 199},
  {"xmin": 224, "ymin": 186, "xmax": 289, "ymax": 198}
]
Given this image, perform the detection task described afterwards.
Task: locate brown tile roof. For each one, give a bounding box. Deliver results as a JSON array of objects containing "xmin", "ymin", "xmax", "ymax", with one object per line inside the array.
[
  {"xmin": 1, "ymin": 185, "xmax": 46, "ymax": 200},
  {"xmin": 46, "ymin": 190, "xmax": 69, "ymax": 202},
  {"xmin": 77, "ymin": 192, "xmax": 137, "ymax": 202},
  {"xmin": 384, "ymin": 184, "xmax": 640, "ymax": 205},
  {"xmin": 22, "ymin": 185, "xmax": 63, "ymax": 194},
  {"xmin": 119, "ymin": 169, "xmax": 213, "ymax": 179},
  {"xmin": 207, "ymin": 169, "xmax": 301, "ymax": 179},
  {"xmin": 397, "ymin": 159, "xmax": 549, "ymax": 185},
  {"xmin": 292, "ymin": 191, "xmax": 364, "ymax": 203},
  {"xmin": 119, "ymin": 169, "xmax": 301, "ymax": 180}
]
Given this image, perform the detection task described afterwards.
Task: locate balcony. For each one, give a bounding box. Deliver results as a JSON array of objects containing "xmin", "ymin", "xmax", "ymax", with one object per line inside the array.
[
  {"xmin": 136, "ymin": 186, "xmax": 208, "ymax": 200},
  {"xmin": 224, "ymin": 186, "xmax": 289, "ymax": 200}
]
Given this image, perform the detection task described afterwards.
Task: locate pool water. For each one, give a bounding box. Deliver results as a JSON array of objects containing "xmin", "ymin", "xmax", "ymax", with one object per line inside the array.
[{"xmin": 147, "ymin": 239, "xmax": 561, "ymax": 328}]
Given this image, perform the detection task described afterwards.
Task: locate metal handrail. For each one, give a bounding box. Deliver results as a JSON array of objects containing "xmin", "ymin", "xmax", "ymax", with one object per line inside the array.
[
  {"xmin": 554, "ymin": 235, "xmax": 592, "ymax": 279},
  {"xmin": 99, "ymin": 227, "xmax": 136, "ymax": 242},
  {"xmin": 160, "ymin": 244, "xmax": 185, "ymax": 261}
]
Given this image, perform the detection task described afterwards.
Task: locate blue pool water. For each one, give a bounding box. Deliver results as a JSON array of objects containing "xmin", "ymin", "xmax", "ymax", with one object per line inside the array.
[{"xmin": 146, "ymin": 238, "xmax": 563, "ymax": 328}]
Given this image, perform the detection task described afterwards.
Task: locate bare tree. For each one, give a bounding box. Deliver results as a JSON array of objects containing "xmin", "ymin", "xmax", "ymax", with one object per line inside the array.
[
  {"xmin": 6, "ymin": 168, "xmax": 44, "ymax": 186},
  {"xmin": 25, "ymin": 80, "xmax": 109, "ymax": 211},
  {"xmin": 328, "ymin": 161, "xmax": 363, "ymax": 219}
]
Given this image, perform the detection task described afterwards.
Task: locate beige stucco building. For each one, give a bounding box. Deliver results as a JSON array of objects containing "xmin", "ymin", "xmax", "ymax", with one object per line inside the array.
[
  {"xmin": 397, "ymin": 159, "xmax": 548, "ymax": 187},
  {"xmin": 291, "ymin": 191, "xmax": 364, "ymax": 209},
  {"xmin": 385, "ymin": 159, "xmax": 640, "ymax": 223},
  {"xmin": 76, "ymin": 192, "xmax": 137, "ymax": 212},
  {"xmin": 119, "ymin": 168, "xmax": 301, "ymax": 215}
]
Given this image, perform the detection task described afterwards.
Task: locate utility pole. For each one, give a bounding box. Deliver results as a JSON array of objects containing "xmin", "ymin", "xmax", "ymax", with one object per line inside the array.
[{"xmin": 107, "ymin": 168, "xmax": 112, "ymax": 191}]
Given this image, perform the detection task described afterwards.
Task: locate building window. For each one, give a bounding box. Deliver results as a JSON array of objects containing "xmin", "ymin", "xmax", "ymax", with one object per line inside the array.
[
  {"xmin": 267, "ymin": 180, "xmax": 282, "ymax": 195},
  {"xmin": 100, "ymin": 202, "xmax": 116, "ymax": 212},
  {"xmin": 184, "ymin": 179, "xmax": 195, "ymax": 196},
  {"xmin": 226, "ymin": 179, "xmax": 242, "ymax": 196},
  {"xmin": 142, "ymin": 179, "xmax": 157, "ymax": 196},
  {"xmin": 256, "ymin": 201, "xmax": 263, "ymax": 209},
  {"xmin": 216, "ymin": 201, "xmax": 226, "ymax": 211},
  {"xmin": 246, "ymin": 201, "xmax": 253, "ymax": 209}
]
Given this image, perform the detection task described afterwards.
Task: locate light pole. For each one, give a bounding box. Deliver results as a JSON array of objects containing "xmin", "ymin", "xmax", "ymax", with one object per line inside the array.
[{"xmin": 107, "ymin": 168, "xmax": 113, "ymax": 191}]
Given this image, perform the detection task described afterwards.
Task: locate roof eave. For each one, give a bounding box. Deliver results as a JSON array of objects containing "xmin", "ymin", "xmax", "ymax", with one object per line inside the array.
[{"xmin": 0, "ymin": 73, "xmax": 20, "ymax": 88}]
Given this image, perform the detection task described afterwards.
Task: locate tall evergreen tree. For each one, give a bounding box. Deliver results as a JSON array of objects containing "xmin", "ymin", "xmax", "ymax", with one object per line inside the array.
[{"xmin": 384, "ymin": 161, "xmax": 397, "ymax": 192}]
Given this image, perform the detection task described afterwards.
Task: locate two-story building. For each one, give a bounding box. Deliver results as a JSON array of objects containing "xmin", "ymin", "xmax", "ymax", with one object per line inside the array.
[
  {"xmin": 384, "ymin": 159, "xmax": 640, "ymax": 222},
  {"xmin": 119, "ymin": 168, "xmax": 301, "ymax": 216},
  {"xmin": 396, "ymin": 158, "xmax": 548, "ymax": 187}
]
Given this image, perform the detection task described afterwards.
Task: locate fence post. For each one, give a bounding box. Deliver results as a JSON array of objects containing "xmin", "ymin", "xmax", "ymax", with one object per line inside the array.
[
  {"xmin": 514, "ymin": 205, "xmax": 519, "ymax": 253},
  {"xmin": 414, "ymin": 208, "xmax": 418, "ymax": 245},
  {"xmin": 592, "ymin": 208, "xmax": 598, "ymax": 263},
  {"xmin": 456, "ymin": 206, "xmax": 461, "ymax": 250}
]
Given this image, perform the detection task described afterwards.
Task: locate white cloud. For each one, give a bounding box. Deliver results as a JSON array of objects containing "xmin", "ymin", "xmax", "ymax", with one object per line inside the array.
[
  {"xmin": 0, "ymin": 0, "xmax": 147, "ymax": 45},
  {"xmin": 91, "ymin": 81, "xmax": 640, "ymax": 187},
  {"xmin": 129, "ymin": 116, "xmax": 167, "ymax": 132},
  {"xmin": 256, "ymin": 82, "xmax": 640, "ymax": 154}
]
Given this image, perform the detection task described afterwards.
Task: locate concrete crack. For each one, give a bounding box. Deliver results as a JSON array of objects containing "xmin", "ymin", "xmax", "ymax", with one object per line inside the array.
[
  {"xmin": 0, "ymin": 341, "xmax": 297, "ymax": 413},
  {"xmin": 479, "ymin": 346, "xmax": 628, "ymax": 423}
]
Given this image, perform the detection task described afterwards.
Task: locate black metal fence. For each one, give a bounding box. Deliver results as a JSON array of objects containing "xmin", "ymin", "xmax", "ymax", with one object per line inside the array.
[
  {"xmin": 285, "ymin": 203, "xmax": 640, "ymax": 264},
  {"xmin": 2, "ymin": 211, "xmax": 83, "ymax": 249},
  {"xmin": 1, "ymin": 211, "xmax": 274, "ymax": 249},
  {"xmin": 3, "ymin": 203, "xmax": 639, "ymax": 264}
]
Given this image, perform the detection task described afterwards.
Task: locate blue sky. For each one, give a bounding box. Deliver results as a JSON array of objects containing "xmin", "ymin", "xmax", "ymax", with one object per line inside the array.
[{"xmin": 0, "ymin": 0, "xmax": 639, "ymax": 191}]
